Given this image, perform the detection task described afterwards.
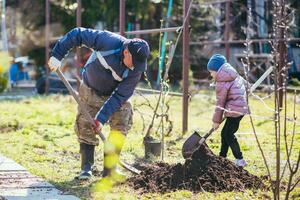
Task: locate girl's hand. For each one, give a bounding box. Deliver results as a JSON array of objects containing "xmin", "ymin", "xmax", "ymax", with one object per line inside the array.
[{"xmin": 213, "ymin": 123, "xmax": 220, "ymax": 130}]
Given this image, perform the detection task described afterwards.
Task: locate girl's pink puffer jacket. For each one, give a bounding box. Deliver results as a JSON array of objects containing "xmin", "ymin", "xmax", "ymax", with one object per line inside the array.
[{"xmin": 213, "ymin": 63, "xmax": 249, "ymax": 123}]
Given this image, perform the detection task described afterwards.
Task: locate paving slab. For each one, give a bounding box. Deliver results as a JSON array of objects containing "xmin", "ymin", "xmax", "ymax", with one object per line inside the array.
[
  {"xmin": 0, "ymin": 188, "xmax": 62, "ymax": 197},
  {"xmin": 0, "ymin": 156, "xmax": 27, "ymax": 172},
  {"xmin": 0, "ymin": 155, "xmax": 80, "ymax": 200},
  {"xmin": 4, "ymin": 195, "xmax": 80, "ymax": 200}
]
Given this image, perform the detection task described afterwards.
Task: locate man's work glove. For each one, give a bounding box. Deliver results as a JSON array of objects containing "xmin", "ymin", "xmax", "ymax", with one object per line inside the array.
[
  {"xmin": 48, "ymin": 56, "xmax": 62, "ymax": 72},
  {"xmin": 92, "ymin": 119, "xmax": 103, "ymax": 134}
]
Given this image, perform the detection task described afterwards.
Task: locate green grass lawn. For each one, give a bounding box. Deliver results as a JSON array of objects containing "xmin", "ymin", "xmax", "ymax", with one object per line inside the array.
[{"xmin": 0, "ymin": 91, "xmax": 299, "ymax": 199}]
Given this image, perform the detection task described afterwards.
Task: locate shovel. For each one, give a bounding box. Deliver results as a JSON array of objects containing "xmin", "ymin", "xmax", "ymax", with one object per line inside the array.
[
  {"xmin": 55, "ymin": 68, "xmax": 141, "ymax": 174},
  {"xmin": 182, "ymin": 128, "xmax": 214, "ymax": 159},
  {"xmin": 182, "ymin": 119, "xmax": 225, "ymax": 159}
]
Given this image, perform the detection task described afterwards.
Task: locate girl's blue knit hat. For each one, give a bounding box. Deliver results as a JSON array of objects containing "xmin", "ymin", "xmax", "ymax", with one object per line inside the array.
[{"xmin": 207, "ymin": 54, "xmax": 227, "ymax": 72}]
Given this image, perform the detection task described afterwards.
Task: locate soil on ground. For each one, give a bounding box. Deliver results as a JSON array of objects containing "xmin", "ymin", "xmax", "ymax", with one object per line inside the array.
[{"xmin": 128, "ymin": 142, "xmax": 264, "ymax": 193}]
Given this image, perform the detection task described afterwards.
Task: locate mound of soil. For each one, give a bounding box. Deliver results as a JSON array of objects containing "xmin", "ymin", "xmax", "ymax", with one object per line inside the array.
[{"xmin": 128, "ymin": 143, "xmax": 264, "ymax": 193}]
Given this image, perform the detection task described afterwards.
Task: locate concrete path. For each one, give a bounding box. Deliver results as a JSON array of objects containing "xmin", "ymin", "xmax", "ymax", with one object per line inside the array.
[{"xmin": 0, "ymin": 155, "xmax": 80, "ymax": 200}]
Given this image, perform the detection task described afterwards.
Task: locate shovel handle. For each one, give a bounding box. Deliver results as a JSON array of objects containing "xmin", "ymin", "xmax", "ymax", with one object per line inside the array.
[
  {"xmin": 197, "ymin": 127, "xmax": 214, "ymax": 146},
  {"xmin": 198, "ymin": 118, "xmax": 226, "ymax": 145},
  {"xmin": 203, "ymin": 127, "xmax": 215, "ymax": 139},
  {"xmin": 55, "ymin": 68, "xmax": 106, "ymax": 141}
]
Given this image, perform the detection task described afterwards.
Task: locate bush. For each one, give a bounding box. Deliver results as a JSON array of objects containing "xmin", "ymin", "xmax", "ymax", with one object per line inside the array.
[
  {"xmin": 290, "ymin": 77, "xmax": 300, "ymax": 87},
  {"xmin": 0, "ymin": 66, "xmax": 8, "ymax": 93}
]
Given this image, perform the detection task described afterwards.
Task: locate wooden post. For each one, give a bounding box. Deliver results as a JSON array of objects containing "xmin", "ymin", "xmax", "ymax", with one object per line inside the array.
[
  {"xmin": 76, "ymin": 0, "xmax": 82, "ymax": 89},
  {"xmin": 182, "ymin": 0, "xmax": 190, "ymax": 134},
  {"xmin": 224, "ymin": 0, "xmax": 230, "ymax": 60},
  {"xmin": 119, "ymin": 0, "xmax": 125, "ymax": 36},
  {"xmin": 45, "ymin": 0, "xmax": 50, "ymax": 94}
]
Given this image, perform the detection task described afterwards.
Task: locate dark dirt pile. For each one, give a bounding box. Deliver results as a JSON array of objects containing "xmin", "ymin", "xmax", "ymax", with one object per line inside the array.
[{"xmin": 128, "ymin": 143, "xmax": 264, "ymax": 193}]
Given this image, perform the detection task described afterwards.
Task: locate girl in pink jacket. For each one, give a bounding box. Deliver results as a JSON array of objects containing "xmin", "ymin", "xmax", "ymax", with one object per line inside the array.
[{"xmin": 207, "ymin": 54, "xmax": 249, "ymax": 167}]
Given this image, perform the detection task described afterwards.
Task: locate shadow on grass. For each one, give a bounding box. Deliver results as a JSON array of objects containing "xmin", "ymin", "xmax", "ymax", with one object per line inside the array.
[
  {"xmin": 256, "ymin": 120, "xmax": 270, "ymax": 127},
  {"xmin": 49, "ymin": 178, "xmax": 93, "ymax": 199},
  {"xmin": 43, "ymin": 133, "xmax": 71, "ymax": 141}
]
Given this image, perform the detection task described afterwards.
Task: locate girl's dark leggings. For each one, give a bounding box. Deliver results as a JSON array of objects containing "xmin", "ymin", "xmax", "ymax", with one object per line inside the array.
[{"xmin": 219, "ymin": 116, "xmax": 243, "ymax": 159}]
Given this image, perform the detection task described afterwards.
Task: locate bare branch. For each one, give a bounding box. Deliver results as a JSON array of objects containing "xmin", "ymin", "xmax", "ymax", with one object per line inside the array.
[
  {"xmin": 289, "ymin": 177, "xmax": 300, "ymax": 192},
  {"xmin": 133, "ymin": 107, "xmax": 147, "ymax": 132},
  {"xmin": 243, "ymin": 7, "xmax": 273, "ymax": 184},
  {"xmin": 280, "ymin": 91, "xmax": 298, "ymax": 181}
]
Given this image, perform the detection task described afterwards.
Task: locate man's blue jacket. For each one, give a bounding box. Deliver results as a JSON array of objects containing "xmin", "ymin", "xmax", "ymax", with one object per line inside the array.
[{"xmin": 51, "ymin": 27, "xmax": 144, "ymax": 124}]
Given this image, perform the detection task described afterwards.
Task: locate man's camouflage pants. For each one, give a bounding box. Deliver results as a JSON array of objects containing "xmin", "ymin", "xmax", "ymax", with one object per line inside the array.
[{"xmin": 74, "ymin": 82, "xmax": 133, "ymax": 146}]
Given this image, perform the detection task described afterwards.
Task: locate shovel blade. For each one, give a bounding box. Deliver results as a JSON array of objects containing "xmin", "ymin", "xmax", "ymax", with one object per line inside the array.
[{"xmin": 182, "ymin": 131, "xmax": 203, "ymax": 159}]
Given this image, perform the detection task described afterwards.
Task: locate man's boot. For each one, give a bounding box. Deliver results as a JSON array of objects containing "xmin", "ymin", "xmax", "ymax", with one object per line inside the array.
[
  {"xmin": 77, "ymin": 143, "xmax": 95, "ymax": 180},
  {"xmin": 102, "ymin": 131, "xmax": 126, "ymax": 182}
]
